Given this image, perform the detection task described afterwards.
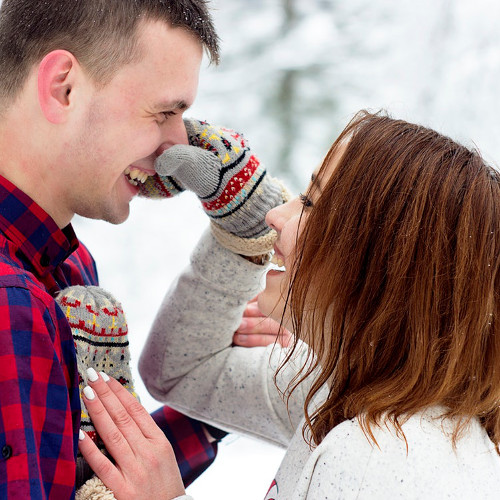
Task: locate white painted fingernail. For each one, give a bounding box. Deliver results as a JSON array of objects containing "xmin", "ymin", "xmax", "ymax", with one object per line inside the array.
[
  {"xmin": 79, "ymin": 429, "xmax": 86, "ymax": 441},
  {"xmin": 86, "ymin": 367, "xmax": 98, "ymax": 382},
  {"xmin": 99, "ymin": 371, "xmax": 110, "ymax": 382},
  {"xmin": 83, "ymin": 386, "xmax": 95, "ymax": 400}
]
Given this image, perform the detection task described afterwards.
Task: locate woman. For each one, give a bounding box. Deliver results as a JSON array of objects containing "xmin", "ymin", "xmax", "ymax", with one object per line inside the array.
[{"xmin": 79, "ymin": 111, "xmax": 500, "ymax": 499}]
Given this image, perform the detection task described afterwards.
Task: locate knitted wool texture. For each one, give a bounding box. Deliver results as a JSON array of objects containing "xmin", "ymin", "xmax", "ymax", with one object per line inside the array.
[
  {"xmin": 209, "ymin": 181, "xmax": 291, "ymax": 257},
  {"xmin": 139, "ymin": 172, "xmax": 184, "ymax": 199},
  {"xmin": 56, "ymin": 285, "xmax": 138, "ymax": 489},
  {"xmin": 75, "ymin": 475, "xmax": 116, "ymax": 500},
  {"xmin": 140, "ymin": 118, "xmax": 290, "ymax": 256}
]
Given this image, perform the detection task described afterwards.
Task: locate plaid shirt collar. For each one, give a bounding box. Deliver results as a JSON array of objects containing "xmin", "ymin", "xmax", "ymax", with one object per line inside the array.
[{"xmin": 0, "ymin": 174, "xmax": 79, "ymax": 278}]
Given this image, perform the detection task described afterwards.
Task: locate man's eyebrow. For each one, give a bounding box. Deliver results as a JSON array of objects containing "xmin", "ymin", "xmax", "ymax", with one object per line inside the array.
[{"xmin": 154, "ymin": 100, "xmax": 190, "ymax": 112}]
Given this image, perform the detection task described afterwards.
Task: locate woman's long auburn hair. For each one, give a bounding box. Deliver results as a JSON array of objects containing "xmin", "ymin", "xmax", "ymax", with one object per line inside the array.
[{"xmin": 281, "ymin": 111, "xmax": 500, "ymax": 451}]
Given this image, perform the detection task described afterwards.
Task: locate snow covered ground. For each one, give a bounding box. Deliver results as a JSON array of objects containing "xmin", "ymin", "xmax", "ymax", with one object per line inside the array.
[{"xmin": 73, "ymin": 0, "xmax": 500, "ymax": 498}]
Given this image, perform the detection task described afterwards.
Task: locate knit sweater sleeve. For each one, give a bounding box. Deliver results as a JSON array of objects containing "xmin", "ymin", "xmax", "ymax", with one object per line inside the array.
[{"xmin": 139, "ymin": 229, "xmax": 313, "ymax": 447}]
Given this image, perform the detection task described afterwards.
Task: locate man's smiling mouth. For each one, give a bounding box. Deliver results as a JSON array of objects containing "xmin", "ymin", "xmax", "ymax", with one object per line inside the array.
[{"xmin": 124, "ymin": 166, "xmax": 154, "ymax": 186}]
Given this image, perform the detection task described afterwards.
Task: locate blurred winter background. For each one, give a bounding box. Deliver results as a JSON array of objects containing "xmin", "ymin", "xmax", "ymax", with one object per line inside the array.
[{"xmin": 73, "ymin": 0, "xmax": 500, "ymax": 498}]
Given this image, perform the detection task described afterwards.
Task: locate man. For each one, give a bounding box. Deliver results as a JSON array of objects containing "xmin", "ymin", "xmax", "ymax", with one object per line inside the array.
[{"xmin": 0, "ymin": 1, "xmax": 222, "ymax": 497}]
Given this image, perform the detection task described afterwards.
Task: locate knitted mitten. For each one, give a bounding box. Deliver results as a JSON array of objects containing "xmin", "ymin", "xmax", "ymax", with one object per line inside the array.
[
  {"xmin": 75, "ymin": 475, "xmax": 116, "ymax": 500},
  {"xmin": 142, "ymin": 118, "xmax": 290, "ymax": 256},
  {"xmin": 56, "ymin": 285, "xmax": 138, "ymax": 489},
  {"xmin": 138, "ymin": 170, "xmax": 184, "ymax": 199}
]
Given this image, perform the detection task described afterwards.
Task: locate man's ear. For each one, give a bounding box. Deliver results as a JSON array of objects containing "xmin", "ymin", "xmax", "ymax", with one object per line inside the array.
[{"xmin": 37, "ymin": 50, "xmax": 79, "ymax": 124}]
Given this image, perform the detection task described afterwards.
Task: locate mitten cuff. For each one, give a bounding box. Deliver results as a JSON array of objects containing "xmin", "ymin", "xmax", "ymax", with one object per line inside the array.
[
  {"xmin": 209, "ymin": 180, "xmax": 292, "ymax": 256},
  {"xmin": 279, "ymin": 178, "xmax": 292, "ymax": 203},
  {"xmin": 75, "ymin": 475, "xmax": 116, "ymax": 500},
  {"xmin": 210, "ymin": 221, "xmax": 277, "ymax": 256}
]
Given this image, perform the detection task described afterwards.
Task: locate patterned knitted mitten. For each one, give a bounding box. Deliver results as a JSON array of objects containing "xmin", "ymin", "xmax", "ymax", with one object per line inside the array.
[
  {"xmin": 56, "ymin": 285, "xmax": 138, "ymax": 488},
  {"xmin": 138, "ymin": 170, "xmax": 184, "ymax": 199},
  {"xmin": 151, "ymin": 118, "xmax": 290, "ymax": 256}
]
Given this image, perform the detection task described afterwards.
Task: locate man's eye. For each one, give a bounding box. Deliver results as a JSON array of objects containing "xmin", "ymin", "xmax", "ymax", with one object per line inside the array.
[
  {"xmin": 163, "ymin": 111, "xmax": 177, "ymax": 118},
  {"xmin": 299, "ymin": 193, "xmax": 313, "ymax": 208},
  {"xmin": 157, "ymin": 111, "xmax": 177, "ymax": 123}
]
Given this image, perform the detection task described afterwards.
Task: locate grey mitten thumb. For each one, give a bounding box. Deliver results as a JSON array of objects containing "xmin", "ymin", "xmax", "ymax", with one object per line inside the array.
[{"xmin": 155, "ymin": 144, "xmax": 221, "ymax": 198}]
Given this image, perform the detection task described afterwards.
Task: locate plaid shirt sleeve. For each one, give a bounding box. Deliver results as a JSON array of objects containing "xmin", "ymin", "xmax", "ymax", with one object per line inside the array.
[
  {"xmin": 0, "ymin": 282, "xmax": 79, "ymax": 499},
  {"xmin": 151, "ymin": 405, "xmax": 221, "ymax": 487}
]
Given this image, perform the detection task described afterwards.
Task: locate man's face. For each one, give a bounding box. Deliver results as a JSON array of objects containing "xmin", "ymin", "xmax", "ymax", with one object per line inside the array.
[{"xmin": 61, "ymin": 20, "xmax": 203, "ymax": 224}]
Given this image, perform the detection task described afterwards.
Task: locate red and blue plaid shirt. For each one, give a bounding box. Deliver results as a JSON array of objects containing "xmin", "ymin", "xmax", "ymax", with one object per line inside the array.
[{"xmin": 0, "ymin": 175, "xmax": 217, "ymax": 499}]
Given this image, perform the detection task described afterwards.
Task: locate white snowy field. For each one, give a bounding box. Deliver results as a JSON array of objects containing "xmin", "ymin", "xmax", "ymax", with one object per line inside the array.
[{"xmin": 73, "ymin": 0, "xmax": 500, "ymax": 498}]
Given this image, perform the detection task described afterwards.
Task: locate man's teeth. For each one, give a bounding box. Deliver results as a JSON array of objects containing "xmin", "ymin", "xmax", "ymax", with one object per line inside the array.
[
  {"xmin": 270, "ymin": 253, "xmax": 285, "ymax": 271},
  {"xmin": 124, "ymin": 166, "xmax": 151, "ymax": 185}
]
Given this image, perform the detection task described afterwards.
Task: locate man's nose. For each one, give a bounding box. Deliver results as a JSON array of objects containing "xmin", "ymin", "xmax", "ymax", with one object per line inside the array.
[{"xmin": 155, "ymin": 116, "xmax": 188, "ymax": 157}]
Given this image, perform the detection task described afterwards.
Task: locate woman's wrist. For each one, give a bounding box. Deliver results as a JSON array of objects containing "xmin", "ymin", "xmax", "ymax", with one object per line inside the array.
[{"xmin": 240, "ymin": 252, "xmax": 272, "ymax": 265}]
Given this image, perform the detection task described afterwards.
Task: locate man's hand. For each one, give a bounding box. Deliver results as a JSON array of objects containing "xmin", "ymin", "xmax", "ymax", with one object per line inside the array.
[
  {"xmin": 78, "ymin": 371, "xmax": 185, "ymax": 500},
  {"xmin": 232, "ymin": 297, "xmax": 293, "ymax": 348}
]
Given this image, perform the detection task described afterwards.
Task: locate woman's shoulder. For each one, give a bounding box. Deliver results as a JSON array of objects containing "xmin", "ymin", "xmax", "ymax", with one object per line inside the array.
[
  {"xmin": 308, "ymin": 408, "xmax": 500, "ymax": 498},
  {"xmin": 318, "ymin": 406, "xmax": 498, "ymax": 452}
]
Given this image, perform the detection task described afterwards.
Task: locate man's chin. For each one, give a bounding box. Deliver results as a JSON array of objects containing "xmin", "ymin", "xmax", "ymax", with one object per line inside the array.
[
  {"xmin": 77, "ymin": 206, "xmax": 130, "ymax": 225},
  {"xmin": 104, "ymin": 210, "xmax": 130, "ymax": 225}
]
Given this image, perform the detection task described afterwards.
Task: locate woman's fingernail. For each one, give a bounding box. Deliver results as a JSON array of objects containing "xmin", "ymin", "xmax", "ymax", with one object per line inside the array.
[
  {"xmin": 79, "ymin": 429, "xmax": 86, "ymax": 441},
  {"xmin": 83, "ymin": 386, "xmax": 95, "ymax": 400},
  {"xmin": 99, "ymin": 371, "xmax": 110, "ymax": 382},
  {"xmin": 86, "ymin": 367, "xmax": 98, "ymax": 382},
  {"xmin": 239, "ymin": 319, "xmax": 248, "ymax": 330}
]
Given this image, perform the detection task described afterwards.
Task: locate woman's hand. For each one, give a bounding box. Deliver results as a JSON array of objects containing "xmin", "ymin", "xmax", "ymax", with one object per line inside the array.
[
  {"xmin": 233, "ymin": 296, "xmax": 293, "ymax": 348},
  {"xmin": 78, "ymin": 369, "xmax": 185, "ymax": 500}
]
